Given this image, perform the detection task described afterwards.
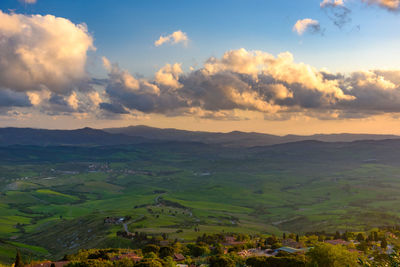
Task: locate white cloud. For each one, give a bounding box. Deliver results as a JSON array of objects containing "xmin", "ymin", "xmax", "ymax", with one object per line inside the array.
[
  {"xmin": 154, "ymin": 30, "xmax": 189, "ymax": 47},
  {"xmin": 88, "ymin": 91, "xmax": 103, "ymax": 107},
  {"xmin": 0, "ymin": 10, "xmax": 95, "ymax": 94},
  {"xmin": 293, "ymin": 18, "xmax": 321, "ymax": 35},
  {"xmin": 20, "ymin": 0, "xmax": 37, "ymax": 4},
  {"xmin": 320, "ymin": 0, "xmax": 345, "ymax": 7},
  {"xmin": 363, "ymin": 0, "xmax": 400, "ymax": 10},
  {"xmin": 321, "ymin": 0, "xmax": 400, "ymax": 11},
  {"xmin": 67, "ymin": 92, "xmax": 79, "ymax": 110},
  {"xmin": 155, "ymin": 63, "xmax": 183, "ymax": 89}
]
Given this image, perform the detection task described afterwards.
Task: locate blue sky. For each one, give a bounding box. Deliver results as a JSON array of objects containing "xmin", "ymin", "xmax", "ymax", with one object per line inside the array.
[
  {"xmin": 2, "ymin": 0, "xmax": 399, "ymax": 75},
  {"xmin": 1, "ymin": 0, "xmax": 400, "ymax": 134}
]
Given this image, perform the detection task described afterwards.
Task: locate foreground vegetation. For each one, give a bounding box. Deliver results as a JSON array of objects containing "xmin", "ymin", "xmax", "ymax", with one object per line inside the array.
[{"xmin": 11, "ymin": 227, "xmax": 400, "ymax": 266}]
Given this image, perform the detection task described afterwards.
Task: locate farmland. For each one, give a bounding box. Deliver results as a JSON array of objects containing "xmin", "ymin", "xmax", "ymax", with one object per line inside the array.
[{"xmin": 1, "ymin": 139, "xmax": 400, "ymax": 263}]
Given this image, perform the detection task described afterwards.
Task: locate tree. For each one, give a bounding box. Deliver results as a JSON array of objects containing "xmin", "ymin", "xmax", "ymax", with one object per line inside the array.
[
  {"xmin": 296, "ymin": 234, "xmax": 299, "ymax": 242},
  {"xmin": 356, "ymin": 241, "xmax": 369, "ymax": 253},
  {"xmin": 246, "ymin": 256, "xmax": 268, "ymax": 267},
  {"xmin": 159, "ymin": 246, "xmax": 174, "ymax": 259},
  {"xmin": 211, "ymin": 243, "xmax": 224, "ymax": 255},
  {"xmin": 283, "ymin": 233, "xmax": 286, "ymax": 240},
  {"xmin": 143, "ymin": 244, "xmax": 160, "ymax": 255},
  {"xmin": 162, "ymin": 233, "xmax": 168, "ymax": 240},
  {"xmin": 341, "ymin": 231, "xmax": 349, "ymax": 241},
  {"xmin": 373, "ymin": 232, "xmax": 378, "ymax": 242},
  {"xmin": 187, "ymin": 244, "xmax": 210, "ymax": 257},
  {"xmin": 209, "ymin": 255, "xmax": 235, "ymax": 267},
  {"xmin": 308, "ymin": 243, "xmax": 359, "ymax": 267},
  {"xmin": 114, "ymin": 258, "xmax": 134, "ymax": 267},
  {"xmin": 143, "ymin": 252, "xmax": 158, "ymax": 259},
  {"xmin": 266, "ymin": 235, "xmax": 278, "ymax": 245},
  {"xmin": 381, "ymin": 238, "xmax": 388, "ymax": 249},
  {"xmin": 356, "ymin": 233, "xmax": 365, "ymax": 242},
  {"xmin": 162, "ymin": 256, "xmax": 176, "ymax": 267},
  {"xmin": 14, "ymin": 250, "xmax": 23, "ymax": 267},
  {"xmin": 246, "ymin": 256, "xmax": 305, "ymax": 267},
  {"xmin": 135, "ymin": 259, "xmax": 163, "ymax": 267},
  {"xmin": 88, "ymin": 250, "xmax": 110, "ymax": 260},
  {"xmin": 334, "ymin": 231, "xmax": 341, "ymax": 240}
]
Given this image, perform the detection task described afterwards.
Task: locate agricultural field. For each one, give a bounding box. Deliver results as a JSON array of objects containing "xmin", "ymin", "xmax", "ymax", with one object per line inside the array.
[{"xmin": 1, "ymin": 140, "xmax": 400, "ymax": 263}]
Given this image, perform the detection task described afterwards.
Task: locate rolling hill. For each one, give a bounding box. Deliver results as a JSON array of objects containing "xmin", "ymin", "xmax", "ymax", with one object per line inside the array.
[{"xmin": 104, "ymin": 125, "xmax": 400, "ymax": 147}]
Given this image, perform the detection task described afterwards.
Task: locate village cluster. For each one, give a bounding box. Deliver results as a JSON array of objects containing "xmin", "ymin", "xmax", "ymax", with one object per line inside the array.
[{"xmin": 19, "ymin": 226, "xmax": 400, "ymax": 267}]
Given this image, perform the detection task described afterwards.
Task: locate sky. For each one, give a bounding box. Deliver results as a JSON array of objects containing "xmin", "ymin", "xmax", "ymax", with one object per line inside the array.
[{"xmin": 1, "ymin": 0, "xmax": 400, "ymax": 135}]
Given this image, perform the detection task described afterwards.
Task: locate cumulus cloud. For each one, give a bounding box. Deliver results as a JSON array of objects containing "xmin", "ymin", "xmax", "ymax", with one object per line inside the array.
[
  {"xmin": 34, "ymin": 90, "xmax": 104, "ymax": 116},
  {"xmin": 0, "ymin": 90, "xmax": 32, "ymax": 113},
  {"xmin": 100, "ymin": 49, "xmax": 367, "ymax": 120},
  {"xmin": 293, "ymin": 19, "xmax": 322, "ymax": 35},
  {"xmin": 154, "ymin": 30, "xmax": 189, "ymax": 47},
  {"xmin": 2, "ymin": 9, "xmax": 400, "ymax": 122},
  {"xmin": 155, "ymin": 63, "xmax": 183, "ymax": 89},
  {"xmin": 0, "ymin": 10, "xmax": 95, "ymax": 95},
  {"xmin": 96, "ymin": 48, "xmax": 400, "ymax": 121}
]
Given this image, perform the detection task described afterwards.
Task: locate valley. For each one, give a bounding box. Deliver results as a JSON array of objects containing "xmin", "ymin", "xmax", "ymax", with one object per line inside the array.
[{"xmin": 1, "ymin": 135, "xmax": 400, "ymax": 263}]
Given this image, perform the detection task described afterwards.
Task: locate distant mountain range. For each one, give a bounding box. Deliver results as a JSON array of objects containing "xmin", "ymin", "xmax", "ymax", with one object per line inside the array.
[
  {"xmin": 0, "ymin": 127, "xmax": 149, "ymax": 146},
  {"xmin": 104, "ymin": 125, "xmax": 400, "ymax": 147},
  {"xmin": 0, "ymin": 125, "xmax": 398, "ymax": 147}
]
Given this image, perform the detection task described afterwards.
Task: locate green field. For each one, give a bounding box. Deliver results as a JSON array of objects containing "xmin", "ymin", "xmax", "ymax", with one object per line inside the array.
[{"xmin": 1, "ymin": 140, "xmax": 400, "ymax": 263}]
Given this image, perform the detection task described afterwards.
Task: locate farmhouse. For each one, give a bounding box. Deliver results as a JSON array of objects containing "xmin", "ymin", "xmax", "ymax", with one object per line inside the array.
[
  {"xmin": 324, "ymin": 239, "xmax": 350, "ymax": 246},
  {"xmin": 174, "ymin": 253, "xmax": 186, "ymax": 262},
  {"xmin": 111, "ymin": 252, "xmax": 142, "ymax": 262},
  {"xmin": 104, "ymin": 216, "xmax": 126, "ymax": 224},
  {"xmin": 222, "ymin": 236, "xmax": 246, "ymax": 246},
  {"xmin": 237, "ymin": 248, "xmax": 278, "ymax": 257},
  {"xmin": 282, "ymin": 238, "xmax": 304, "ymax": 248}
]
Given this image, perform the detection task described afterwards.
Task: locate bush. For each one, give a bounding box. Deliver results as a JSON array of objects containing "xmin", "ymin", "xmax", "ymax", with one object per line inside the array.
[
  {"xmin": 307, "ymin": 243, "xmax": 358, "ymax": 267},
  {"xmin": 143, "ymin": 244, "xmax": 160, "ymax": 255},
  {"xmin": 135, "ymin": 259, "xmax": 163, "ymax": 267},
  {"xmin": 246, "ymin": 256, "xmax": 305, "ymax": 267},
  {"xmin": 159, "ymin": 246, "xmax": 174, "ymax": 258},
  {"xmin": 187, "ymin": 244, "xmax": 210, "ymax": 257},
  {"xmin": 209, "ymin": 255, "xmax": 235, "ymax": 267}
]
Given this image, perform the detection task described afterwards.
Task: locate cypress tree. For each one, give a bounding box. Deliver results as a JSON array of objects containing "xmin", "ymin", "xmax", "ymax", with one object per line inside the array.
[
  {"xmin": 14, "ymin": 250, "xmax": 23, "ymax": 267},
  {"xmin": 373, "ymin": 232, "xmax": 378, "ymax": 242},
  {"xmin": 381, "ymin": 238, "xmax": 388, "ymax": 249}
]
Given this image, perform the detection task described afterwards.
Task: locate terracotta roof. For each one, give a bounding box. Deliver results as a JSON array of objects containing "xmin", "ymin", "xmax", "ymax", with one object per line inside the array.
[{"xmin": 174, "ymin": 253, "xmax": 185, "ymax": 261}]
